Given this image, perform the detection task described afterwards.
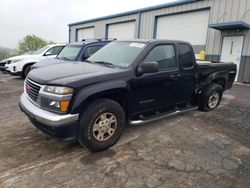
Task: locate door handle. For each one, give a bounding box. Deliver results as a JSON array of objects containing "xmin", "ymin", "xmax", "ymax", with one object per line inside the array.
[{"xmin": 170, "ymin": 73, "xmax": 181, "ymax": 79}]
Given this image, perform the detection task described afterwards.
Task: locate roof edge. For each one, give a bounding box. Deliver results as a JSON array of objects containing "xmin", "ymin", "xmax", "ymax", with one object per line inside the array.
[
  {"xmin": 68, "ymin": 0, "xmax": 198, "ymax": 26},
  {"xmin": 208, "ymin": 21, "xmax": 250, "ymax": 30}
]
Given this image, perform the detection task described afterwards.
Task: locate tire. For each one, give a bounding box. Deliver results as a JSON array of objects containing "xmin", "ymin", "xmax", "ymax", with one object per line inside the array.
[
  {"xmin": 23, "ymin": 65, "xmax": 32, "ymax": 78},
  {"xmin": 78, "ymin": 99, "xmax": 126, "ymax": 152},
  {"xmin": 198, "ymin": 83, "xmax": 223, "ymax": 111}
]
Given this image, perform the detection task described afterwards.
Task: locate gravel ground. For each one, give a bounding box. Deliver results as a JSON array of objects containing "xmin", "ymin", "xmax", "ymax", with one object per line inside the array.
[{"xmin": 0, "ymin": 72, "xmax": 250, "ymax": 188}]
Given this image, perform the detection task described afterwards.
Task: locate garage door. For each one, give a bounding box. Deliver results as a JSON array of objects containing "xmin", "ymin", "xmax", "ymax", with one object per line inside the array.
[
  {"xmin": 77, "ymin": 27, "xmax": 95, "ymax": 41},
  {"xmin": 156, "ymin": 10, "xmax": 210, "ymax": 45},
  {"xmin": 107, "ymin": 21, "xmax": 136, "ymax": 39}
]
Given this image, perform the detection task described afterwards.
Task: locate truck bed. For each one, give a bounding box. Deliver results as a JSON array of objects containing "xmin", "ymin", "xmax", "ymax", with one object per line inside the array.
[{"xmin": 196, "ymin": 61, "xmax": 236, "ymax": 90}]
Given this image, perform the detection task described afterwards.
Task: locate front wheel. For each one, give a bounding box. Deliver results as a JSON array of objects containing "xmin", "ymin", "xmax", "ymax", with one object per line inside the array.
[
  {"xmin": 198, "ymin": 83, "xmax": 223, "ymax": 111},
  {"xmin": 78, "ymin": 99, "xmax": 126, "ymax": 152},
  {"xmin": 23, "ymin": 65, "xmax": 32, "ymax": 78}
]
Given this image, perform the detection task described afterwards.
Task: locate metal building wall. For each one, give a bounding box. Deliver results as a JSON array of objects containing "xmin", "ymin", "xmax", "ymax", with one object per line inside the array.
[
  {"xmin": 209, "ymin": 0, "xmax": 250, "ymax": 83},
  {"xmin": 69, "ymin": 14, "xmax": 138, "ymax": 42},
  {"xmin": 139, "ymin": 0, "xmax": 211, "ymax": 54},
  {"xmin": 139, "ymin": 0, "xmax": 250, "ymax": 54},
  {"xmin": 69, "ymin": 0, "xmax": 250, "ymax": 82},
  {"xmin": 206, "ymin": 0, "xmax": 250, "ymax": 56}
]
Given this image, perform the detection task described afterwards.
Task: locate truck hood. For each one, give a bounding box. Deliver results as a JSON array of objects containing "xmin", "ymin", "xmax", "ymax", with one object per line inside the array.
[
  {"xmin": 28, "ymin": 62, "xmax": 128, "ymax": 88},
  {"xmin": 32, "ymin": 58, "xmax": 68, "ymax": 69}
]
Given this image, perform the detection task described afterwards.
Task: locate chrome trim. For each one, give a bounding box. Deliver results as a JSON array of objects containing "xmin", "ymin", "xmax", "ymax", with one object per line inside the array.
[
  {"xmin": 130, "ymin": 107, "xmax": 197, "ymax": 125},
  {"xmin": 26, "ymin": 78, "xmax": 43, "ymax": 87},
  {"xmin": 20, "ymin": 93, "xmax": 79, "ymax": 127},
  {"xmin": 24, "ymin": 78, "xmax": 73, "ymax": 111},
  {"xmin": 24, "ymin": 79, "xmax": 40, "ymax": 107}
]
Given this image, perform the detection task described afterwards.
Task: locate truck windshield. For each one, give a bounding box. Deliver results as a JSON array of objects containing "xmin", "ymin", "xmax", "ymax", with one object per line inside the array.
[
  {"xmin": 33, "ymin": 45, "xmax": 50, "ymax": 55},
  {"xmin": 57, "ymin": 45, "xmax": 82, "ymax": 61},
  {"xmin": 88, "ymin": 41, "xmax": 145, "ymax": 68}
]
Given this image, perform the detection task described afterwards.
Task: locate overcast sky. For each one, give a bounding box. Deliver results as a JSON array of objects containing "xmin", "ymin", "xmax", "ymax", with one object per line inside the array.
[{"xmin": 0, "ymin": 0, "xmax": 177, "ymax": 49}]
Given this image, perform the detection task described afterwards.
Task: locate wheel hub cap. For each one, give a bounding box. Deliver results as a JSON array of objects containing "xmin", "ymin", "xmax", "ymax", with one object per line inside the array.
[
  {"xmin": 93, "ymin": 113, "xmax": 117, "ymax": 141},
  {"xmin": 208, "ymin": 91, "xmax": 220, "ymax": 109}
]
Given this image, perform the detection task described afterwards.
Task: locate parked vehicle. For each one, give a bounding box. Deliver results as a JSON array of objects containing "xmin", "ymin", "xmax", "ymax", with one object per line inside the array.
[
  {"xmin": 5, "ymin": 44, "xmax": 65, "ymax": 77},
  {"xmin": 31, "ymin": 40, "xmax": 110, "ymax": 70},
  {"xmin": 0, "ymin": 59, "xmax": 9, "ymax": 71},
  {"xmin": 0, "ymin": 51, "xmax": 34, "ymax": 72},
  {"xmin": 19, "ymin": 40, "xmax": 236, "ymax": 152}
]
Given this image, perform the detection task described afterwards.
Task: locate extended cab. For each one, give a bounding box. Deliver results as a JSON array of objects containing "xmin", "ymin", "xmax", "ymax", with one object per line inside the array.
[
  {"xmin": 5, "ymin": 44, "xmax": 65, "ymax": 78},
  {"xmin": 19, "ymin": 40, "xmax": 236, "ymax": 151},
  {"xmin": 31, "ymin": 40, "xmax": 110, "ymax": 70}
]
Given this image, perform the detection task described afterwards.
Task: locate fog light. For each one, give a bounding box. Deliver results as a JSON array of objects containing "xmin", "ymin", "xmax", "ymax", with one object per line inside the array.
[
  {"xmin": 50, "ymin": 101, "xmax": 60, "ymax": 108},
  {"xmin": 48, "ymin": 100, "xmax": 70, "ymax": 112},
  {"xmin": 41, "ymin": 97, "xmax": 71, "ymax": 113}
]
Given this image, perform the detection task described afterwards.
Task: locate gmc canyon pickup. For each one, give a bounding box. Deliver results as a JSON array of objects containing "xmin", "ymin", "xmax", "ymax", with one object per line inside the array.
[{"xmin": 19, "ymin": 40, "xmax": 236, "ymax": 152}]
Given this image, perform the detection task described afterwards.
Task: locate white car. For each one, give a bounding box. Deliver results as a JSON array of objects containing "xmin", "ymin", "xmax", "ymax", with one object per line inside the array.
[{"xmin": 5, "ymin": 44, "xmax": 65, "ymax": 78}]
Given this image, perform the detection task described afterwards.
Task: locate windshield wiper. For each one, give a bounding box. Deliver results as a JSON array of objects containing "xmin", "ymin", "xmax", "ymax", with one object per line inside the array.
[{"xmin": 94, "ymin": 61, "xmax": 116, "ymax": 68}]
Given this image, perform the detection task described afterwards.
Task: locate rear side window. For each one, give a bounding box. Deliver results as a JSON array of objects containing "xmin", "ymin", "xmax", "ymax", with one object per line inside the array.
[
  {"xmin": 179, "ymin": 44, "xmax": 194, "ymax": 69},
  {"xmin": 83, "ymin": 45, "xmax": 103, "ymax": 59},
  {"xmin": 144, "ymin": 45, "xmax": 176, "ymax": 70}
]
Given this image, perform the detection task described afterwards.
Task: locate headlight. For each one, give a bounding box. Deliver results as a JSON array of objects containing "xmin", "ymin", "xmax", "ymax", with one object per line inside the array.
[
  {"xmin": 43, "ymin": 86, "xmax": 74, "ymax": 95},
  {"xmin": 41, "ymin": 85, "xmax": 74, "ymax": 113},
  {"xmin": 10, "ymin": 59, "xmax": 23, "ymax": 63}
]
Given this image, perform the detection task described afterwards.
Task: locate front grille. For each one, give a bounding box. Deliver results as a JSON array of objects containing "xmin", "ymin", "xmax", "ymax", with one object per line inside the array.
[
  {"xmin": 0, "ymin": 62, "xmax": 6, "ymax": 66},
  {"xmin": 25, "ymin": 79, "xmax": 41, "ymax": 102}
]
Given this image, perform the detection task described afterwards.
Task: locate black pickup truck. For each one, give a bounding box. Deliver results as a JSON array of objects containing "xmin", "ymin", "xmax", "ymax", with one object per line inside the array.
[{"xmin": 19, "ymin": 40, "xmax": 236, "ymax": 151}]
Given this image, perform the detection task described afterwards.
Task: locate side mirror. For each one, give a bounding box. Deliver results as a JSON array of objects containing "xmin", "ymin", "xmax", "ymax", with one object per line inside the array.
[
  {"xmin": 44, "ymin": 52, "xmax": 52, "ymax": 56},
  {"xmin": 137, "ymin": 62, "xmax": 159, "ymax": 76}
]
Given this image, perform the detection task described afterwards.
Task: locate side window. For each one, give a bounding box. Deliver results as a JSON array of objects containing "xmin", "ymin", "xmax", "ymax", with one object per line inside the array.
[
  {"xmin": 144, "ymin": 45, "xmax": 176, "ymax": 70},
  {"xmin": 83, "ymin": 45, "xmax": 103, "ymax": 59},
  {"xmin": 179, "ymin": 44, "xmax": 194, "ymax": 69},
  {"xmin": 46, "ymin": 46, "xmax": 64, "ymax": 55}
]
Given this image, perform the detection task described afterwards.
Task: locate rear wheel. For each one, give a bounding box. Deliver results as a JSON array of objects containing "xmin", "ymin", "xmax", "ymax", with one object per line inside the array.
[
  {"xmin": 198, "ymin": 83, "xmax": 223, "ymax": 111},
  {"xmin": 207, "ymin": 91, "xmax": 220, "ymax": 109},
  {"xmin": 78, "ymin": 99, "xmax": 125, "ymax": 152}
]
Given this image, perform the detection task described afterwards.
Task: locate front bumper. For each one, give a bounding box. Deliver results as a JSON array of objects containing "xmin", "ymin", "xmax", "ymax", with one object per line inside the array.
[
  {"xmin": 19, "ymin": 93, "xmax": 79, "ymax": 127},
  {"xmin": 5, "ymin": 64, "xmax": 11, "ymax": 72},
  {"xmin": 0, "ymin": 66, "xmax": 6, "ymax": 71},
  {"xmin": 5, "ymin": 63, "xmax": 20, "ymax": 75},
  {"xmin": 19, "ymin": 93, "xmax": 79, "ymax": 140},
  {"xmin": 0, "ymin": 63, "xmax": 6, "ymax": 71}
]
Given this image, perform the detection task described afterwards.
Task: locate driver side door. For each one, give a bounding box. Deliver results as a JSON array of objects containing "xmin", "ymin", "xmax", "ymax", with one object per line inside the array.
[{"xmin": 131, "ymin": 44, "xmax": 182, "ymax": 114}]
